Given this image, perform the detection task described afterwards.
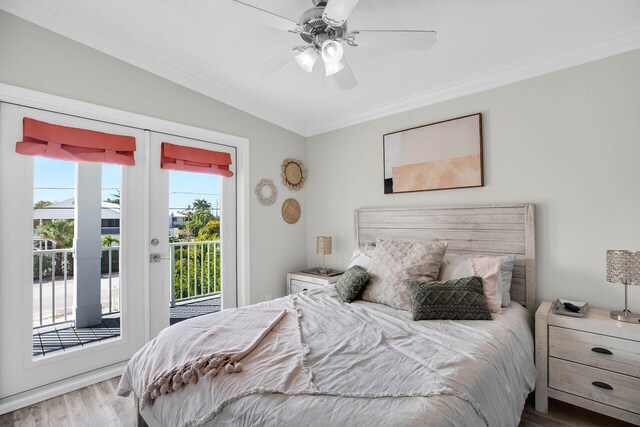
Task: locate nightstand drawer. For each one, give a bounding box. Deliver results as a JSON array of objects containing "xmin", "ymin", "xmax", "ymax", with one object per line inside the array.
[
  {"xmin": 290, "ymin": 280, "xmax": 324, "ymax": 294},
  {"xmin": 549, "ymin": 326, "xmax": 640, "ymax": 377},
  {"xmin": 549, "ymin": 357, "xmax": 640, "ymax": 415}
]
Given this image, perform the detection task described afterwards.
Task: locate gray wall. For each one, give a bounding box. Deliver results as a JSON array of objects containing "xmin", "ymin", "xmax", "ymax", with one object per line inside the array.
[
  {"xmin": 0, "ymin": 10, "xmax": 307, "ymax": 304},
  {"xmin": 306, "ymin": 49, "xmax": 640, "ymax": 311}
]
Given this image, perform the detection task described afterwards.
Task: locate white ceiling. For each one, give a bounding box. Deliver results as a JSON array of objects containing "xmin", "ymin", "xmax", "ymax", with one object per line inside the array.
[{"xmin": 2, "ymin": 0, "xmax": 640, "ymax": 136}]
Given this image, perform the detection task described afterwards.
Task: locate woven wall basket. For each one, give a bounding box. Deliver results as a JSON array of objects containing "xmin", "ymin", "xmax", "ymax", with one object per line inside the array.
[
  {"xmin": 281, "ymin": 198, "xmax": 301, "ymax": 224},
  {"xmin": 281, "ymin": 159, "xmax": 306, "ymax": 191}
]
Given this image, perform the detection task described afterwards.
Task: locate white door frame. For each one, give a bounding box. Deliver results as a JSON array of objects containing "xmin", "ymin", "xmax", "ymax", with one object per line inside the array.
[{"xmin": 0, "ymin": 82, "xmax": 251, "ymax": 413}]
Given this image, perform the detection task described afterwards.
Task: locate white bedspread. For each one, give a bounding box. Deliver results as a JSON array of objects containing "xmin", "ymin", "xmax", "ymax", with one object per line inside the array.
[{"xmin": 121, "ymin": 287, "xmax": 535, "ymax": 427}]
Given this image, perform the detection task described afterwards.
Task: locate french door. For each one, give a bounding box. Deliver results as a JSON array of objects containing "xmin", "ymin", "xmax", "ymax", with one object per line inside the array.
[
  {"xmin": 0, "ymin": 103, "xmax": 146, "ymax": 399},
  {"xmin": 147, "ymin": 132, "xmax": 237, "ymax": 338},
  {"xmin": 0, "ymin": 102, "xmax": 237, "ymax": 400}
]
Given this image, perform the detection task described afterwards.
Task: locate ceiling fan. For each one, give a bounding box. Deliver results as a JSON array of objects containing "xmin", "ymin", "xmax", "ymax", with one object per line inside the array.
[{"xmin": 206, "ymin": 0, "xmax": 437, "ymax": 90}]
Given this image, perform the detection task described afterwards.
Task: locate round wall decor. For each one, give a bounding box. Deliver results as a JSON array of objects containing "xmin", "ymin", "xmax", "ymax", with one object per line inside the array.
[
  {"xmin": 281, "ymin": 159, "xmax": 306, "ymax": 191},
  {"xmin": 281, "ymin": 198, "xmax": 301, "ymax": 224},
  {"xmin": 254, "ymin": 178, "xmax": 278, "ymax": 206}
]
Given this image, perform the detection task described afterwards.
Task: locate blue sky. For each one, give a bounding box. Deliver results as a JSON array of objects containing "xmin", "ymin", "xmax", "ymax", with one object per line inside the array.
[
  {"xmin": 169, "ymin": 171, "xmax": 220, "ymax": 215},
  {"xmin": 34, "ymin": 158, "xmax": 220, "ymax": 214}
]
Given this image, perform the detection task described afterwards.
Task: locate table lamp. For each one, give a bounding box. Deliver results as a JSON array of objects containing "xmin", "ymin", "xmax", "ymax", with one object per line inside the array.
[
  {"xmin": 316, "ymin": 236, "xmax": 332, "ymax": 275},
  {"xmin": 606, "ymin": 250, "xmax": 640, "ymax": 323}
]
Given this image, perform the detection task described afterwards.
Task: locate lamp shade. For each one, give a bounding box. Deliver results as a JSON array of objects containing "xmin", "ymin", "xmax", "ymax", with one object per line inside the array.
[
  {"xmin": 324, "ymin": 61, "xmax": 344, "ymax": 76},
  {"xmin": 607, "ymin": 250, "xmax": 640, "ymax": 285},
  {"xmin": 321, "ymin": 40, "xmax": 343, "ymax": 65},
  {"xmin": 316, "ymin": 236, "xmax": 332, "ymax": 255},
  {"xmin": 295, "ymin": 47, "xmax": 318, "ymax": 73}
]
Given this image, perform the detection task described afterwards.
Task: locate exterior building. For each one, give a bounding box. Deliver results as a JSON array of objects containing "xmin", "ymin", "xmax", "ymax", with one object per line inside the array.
[
  {"xmin": 33, "ymin": 198, "xmax": 121, "ymax": 248},
  {"xmin": 34, "ymin": 198, "xmax": 186, "ymax": 244}
]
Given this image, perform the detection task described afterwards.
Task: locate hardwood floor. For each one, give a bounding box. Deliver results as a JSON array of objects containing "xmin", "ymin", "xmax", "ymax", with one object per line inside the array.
[
  {"xmin": 0, "ymin": 378, "xmax": 133, "ymax": 427},
  {"xmin": 520, "ymin": 396, "xmax": 635, "ymax": 427},
  {"xmin": 0, "ymin": 378, "xmax": 635, "ymax": 426}
]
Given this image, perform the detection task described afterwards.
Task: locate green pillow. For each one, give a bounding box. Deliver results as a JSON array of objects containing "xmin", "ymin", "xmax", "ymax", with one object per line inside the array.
[
  {"xmin": 408, "ymin": 276, "xmax": 492, "ymax": 321},
  {"xmin": 335, "ymin": 266, "xmax": 370, "ymax": 303}
]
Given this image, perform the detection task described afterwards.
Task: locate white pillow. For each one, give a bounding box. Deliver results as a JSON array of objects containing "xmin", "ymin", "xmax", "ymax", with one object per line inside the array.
[
  {"xmin": 438, "ymin": 255, "xmax": 474, "ymax": 282},
  {"xmin": 348, "ymin": 245, "xmax": 375, "ymax": 270},
  {"xmin": 499, "ymin": 255, "xmax": 516, "ymax": 307},
  {"xmin": 438, "ymin": 254, "xmax": 516, "ymax": 307}
]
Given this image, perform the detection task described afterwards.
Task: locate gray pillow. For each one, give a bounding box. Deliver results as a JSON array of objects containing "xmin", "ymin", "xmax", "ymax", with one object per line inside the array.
[
  {"xmin": 335, "ymin": 266, "xmax": 370, "ymax": 303},
  {"xmin": 408, "ymin": 276, "xmax": 492, "ymax": 321}
]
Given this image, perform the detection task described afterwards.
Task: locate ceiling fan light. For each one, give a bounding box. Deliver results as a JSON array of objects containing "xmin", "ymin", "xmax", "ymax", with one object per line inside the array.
[
  {"xmin": 321, "ymin": 39, "xmax": 344, "ymax": 64},
  {"xmin": 325, "ymin": 60, "xmax": 344, "ymax": 76},
  {"xmin": 295, "ymin": 47, "xmax": 318, "ymax": 73}
]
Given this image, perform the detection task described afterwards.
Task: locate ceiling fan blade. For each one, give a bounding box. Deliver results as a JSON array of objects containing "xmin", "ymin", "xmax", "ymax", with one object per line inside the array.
[
  {"xmin": 322, "ymin": 0, "xmax": 360, "ymax": 27},
  {"xmin": 347, "ymin": 30, "xmax": 437, "ymax": 50},
  {"xmin": 206, "ymin": 0, "xmax": 298, "ymax": 32},
  {"xmin": 247, "ymin": 48, "xmax": 298, "ymax": 80},
  {"xmin": 334, "ymin": 57, "xmax": 358, "ymax": 91}
]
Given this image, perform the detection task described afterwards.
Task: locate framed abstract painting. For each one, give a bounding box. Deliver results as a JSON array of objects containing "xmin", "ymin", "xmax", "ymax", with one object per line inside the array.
[{"xmin": 383, "ymin": 113, "xmax": 483, "ymax": 194}]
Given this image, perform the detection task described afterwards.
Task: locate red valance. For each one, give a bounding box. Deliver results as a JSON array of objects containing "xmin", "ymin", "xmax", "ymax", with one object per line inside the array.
[
  {"xmin": 161, "ymin": 142, "xmax": 233, "ymax": 177},
  {"xmin": 15, "ymin": 118, "xmax": 136, "ymax": 166}
]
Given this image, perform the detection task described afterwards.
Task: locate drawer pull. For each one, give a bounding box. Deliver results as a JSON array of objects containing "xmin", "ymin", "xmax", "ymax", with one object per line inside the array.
[
  {"xmin": 591, "ymin": 347, "xmax": 613, "ymax": 355},
  {"xmin": 592, "ymin": 381, "xmax": 614, "ymax": 390}
]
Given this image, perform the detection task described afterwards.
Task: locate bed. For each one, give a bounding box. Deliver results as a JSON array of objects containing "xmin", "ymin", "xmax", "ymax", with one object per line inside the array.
[{"xmin": 119, "ymin": 204, "xmax": 537, "ymax": 427}]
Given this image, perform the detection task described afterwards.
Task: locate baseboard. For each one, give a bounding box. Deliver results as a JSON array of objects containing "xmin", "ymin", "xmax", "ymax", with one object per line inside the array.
[{"xmin": 0, "ymin": 361, "xmax": 127, "ymax": 415}]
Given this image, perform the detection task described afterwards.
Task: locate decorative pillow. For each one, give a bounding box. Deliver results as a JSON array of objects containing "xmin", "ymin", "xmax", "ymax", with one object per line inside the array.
[
  {"xmin": 335, "ymin": 266, "xmax": 370, "ymax": 303},
  {"xmin": 470, "ymin": 257, "xmax": 503, "ymax": 314},
  {"xmin": 438, "ymin": 255, "xmax": 474, "ymax": 282},
  {"xmin": 348, "ymin": 246, "xmax": 375, "ymax": 270},
  {"xmin": 498, "ymin": 255, "xmax": 516, "ymax": 307},
  {"xmin": 438, "ymin": 254, "xmax": 516, "ymax": 307},
  {"xmin": 408, "ymin": 277, "xmax": 492, "ymax": 321},
  {"xmin": 360, "ymin": 240, "xmax": 448, "ymax": 311}
]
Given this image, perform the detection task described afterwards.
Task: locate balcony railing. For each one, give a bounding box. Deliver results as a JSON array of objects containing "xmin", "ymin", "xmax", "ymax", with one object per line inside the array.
[
  {"xmin": 32, "ymin": 241, "xmax": 221, "ymax": 327},
  {"xmin": 170, "ymin": 240, "xmax": 220, "ymax": 306},
  {"xmin": 33, "ymin": 246, "xmax": 120, "ymax": 328}
]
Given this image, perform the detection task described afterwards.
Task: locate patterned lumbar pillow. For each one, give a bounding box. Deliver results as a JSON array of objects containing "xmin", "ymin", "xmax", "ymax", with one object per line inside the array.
[
  {"xmin": 408, "ymin": 276, "xmax": 492, "ymax": 321},
  {"xmin": 360, "ymin": 240, "xmax": 448, "ymax": 311},
  {"xmin": 335, "ymin": 266, "xmax": 370, "ymax": 303}
]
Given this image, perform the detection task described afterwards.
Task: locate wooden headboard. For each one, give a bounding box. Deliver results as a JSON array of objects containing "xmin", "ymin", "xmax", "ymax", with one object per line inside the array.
[{"xmin": 354, "ymin": 204, "xmax": 536, "ymax": 312}]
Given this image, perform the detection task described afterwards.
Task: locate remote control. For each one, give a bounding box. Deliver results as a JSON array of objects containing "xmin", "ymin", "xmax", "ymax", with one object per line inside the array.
[{"xmin": 563, "ymin": 302, "xmax": 581, "ymax": 313}]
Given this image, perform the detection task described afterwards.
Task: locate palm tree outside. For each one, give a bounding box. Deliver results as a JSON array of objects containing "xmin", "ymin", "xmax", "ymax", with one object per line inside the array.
[
  {"xmin": 192, "ymin": 198, "xmax": 212, "ymax": 212},
  {"xmin": 101, "ymin": 235, "xmax": 120, "ymax": 247}
]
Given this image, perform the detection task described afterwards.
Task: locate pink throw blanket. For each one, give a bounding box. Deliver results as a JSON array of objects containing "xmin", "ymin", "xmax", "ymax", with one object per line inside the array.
[{"xmin": 118, "ymin": 307, "xmax": 286, "ymax": 408}]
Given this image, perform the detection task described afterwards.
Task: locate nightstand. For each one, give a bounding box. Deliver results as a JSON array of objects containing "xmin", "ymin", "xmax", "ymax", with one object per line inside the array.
[
  {"xmin": 535, "ymin": 300, "xmax": 640, "ymax": 424},
  {"xmin": 287, "ymin": 270, "xmax": 343, "ymax": 295}
]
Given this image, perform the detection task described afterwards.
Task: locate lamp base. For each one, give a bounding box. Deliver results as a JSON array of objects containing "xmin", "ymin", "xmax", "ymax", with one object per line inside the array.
[
  {"xmin": 610, "ymin": 310, "xmax": 640, "ymax": 323},
  {"xmin": 316, "ymin": 268, "xmax": 333, "ymax": 276}
]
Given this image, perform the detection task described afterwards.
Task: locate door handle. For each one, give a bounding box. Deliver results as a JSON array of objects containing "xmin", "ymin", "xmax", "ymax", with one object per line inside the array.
[{"xmin": 150, "ymin": 253, "xmax": 170, "ymax": 263}]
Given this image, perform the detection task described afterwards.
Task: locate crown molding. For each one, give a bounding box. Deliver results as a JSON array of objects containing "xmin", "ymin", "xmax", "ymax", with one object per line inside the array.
[
  {"xmin": 0, "ymin": 1, "xmax": 307, "ymax": 136},
  {"xmin": 304, "ymin": 27, "xmax": 640, "ymax": 136},
  {"xmin": 3, "ymin": 2, "xmax": 640, "ymax": 139}
]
